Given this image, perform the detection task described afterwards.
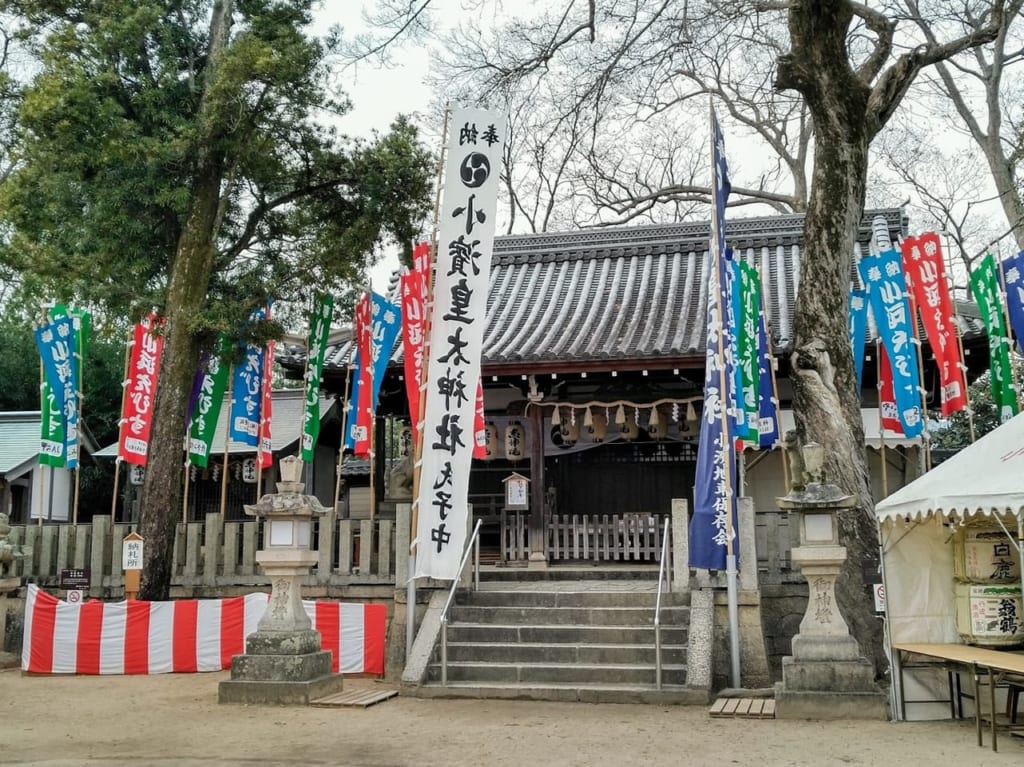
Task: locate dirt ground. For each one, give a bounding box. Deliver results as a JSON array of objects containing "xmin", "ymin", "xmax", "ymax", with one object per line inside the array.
[{"xmin": 1, "ymin": 668, "xmax": 1022, "ymax": 767}]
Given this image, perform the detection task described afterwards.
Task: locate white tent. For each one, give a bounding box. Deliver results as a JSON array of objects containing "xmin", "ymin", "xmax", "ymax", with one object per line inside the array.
[{"xmin": 875, "ymin": 412, "xmax": 1024, "ymax": 720}]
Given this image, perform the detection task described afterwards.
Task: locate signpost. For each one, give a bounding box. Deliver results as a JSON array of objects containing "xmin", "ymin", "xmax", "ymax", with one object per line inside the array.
[
  {"xmin": 59, "ymin": 568, "xmax": 89, "ymax": 590},
  {"xmin": 122, "ymin": 531, "xmax": 143, "ymax": 600}
]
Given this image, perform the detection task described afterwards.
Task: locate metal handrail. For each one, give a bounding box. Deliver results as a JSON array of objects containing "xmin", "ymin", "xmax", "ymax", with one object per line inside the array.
[
  {"xmin": 440, "ymin": 519, "xmax": 483, "ymax": 686},
  {"xmin": 654, "ymin": 516, "xmax": 672, "ymax": 690}
]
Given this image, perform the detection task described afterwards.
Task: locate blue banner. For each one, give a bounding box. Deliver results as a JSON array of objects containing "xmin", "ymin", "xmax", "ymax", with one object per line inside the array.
[
  {"xmin": 369, "ymin": 292, "xmax": 402, "ymax": 409},
  {"xmin": 229, "ymin": 308, "xmax": 267, "ymax": 446},
  {"xmin": 858, "ymin": 250, "xmax": 923, "ymax": 437},
  {"xmin": 343, "ymin": 293, "xmax": 402, "ymax": 451},
  {"xmin": 849, "ymin": 288, "xmax": 869, "ymax": 391},
  {"xmin": 689, "ymin": 108, "xmax": 739, "ymax": 571},
  {"xmin": 1003, "ymin": 251, "xmax": 1024, "ymax": 353},
  {"xmin": 755, "ymin": 310, "xmax": 779, "ymax": 449},
  {"xmin": 34, "ymin": 316, "xmax": 79, "ymax": 469}
]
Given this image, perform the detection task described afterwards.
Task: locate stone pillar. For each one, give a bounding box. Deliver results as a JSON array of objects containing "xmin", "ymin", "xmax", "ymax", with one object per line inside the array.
[
  {"xmin": 219, "ymin": 457, "xmax": 344, "ymax": 706},
  {"xmin": 670, "ymin": 499, "xmax": 689, "ymax": 598}
]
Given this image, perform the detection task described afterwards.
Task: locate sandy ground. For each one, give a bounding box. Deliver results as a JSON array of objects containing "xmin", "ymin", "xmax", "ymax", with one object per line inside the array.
[{"xmin": 1, "ymin": 668, "xmax": 1022, "ymax": 767}]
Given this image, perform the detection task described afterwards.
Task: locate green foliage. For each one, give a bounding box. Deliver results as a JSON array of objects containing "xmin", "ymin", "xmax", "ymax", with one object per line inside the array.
[{"xmin": 0, "ymin": 0, "xmax": 434, "ymax": 329}]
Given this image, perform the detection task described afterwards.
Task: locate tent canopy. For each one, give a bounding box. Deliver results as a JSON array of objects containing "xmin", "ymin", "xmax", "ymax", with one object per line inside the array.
[{"xmin": 875, "ymin": 412, "xmax": 1024, "ymax": 523}]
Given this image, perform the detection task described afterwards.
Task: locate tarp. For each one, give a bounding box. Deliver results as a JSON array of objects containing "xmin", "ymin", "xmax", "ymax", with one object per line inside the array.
[
  {"xmin": 876, "ymin": 411, "xmax": 1024, "ymax": 522},
  {"xmin": 874, "ymin": 412, "xmax": 1024, "ymax": 720}
]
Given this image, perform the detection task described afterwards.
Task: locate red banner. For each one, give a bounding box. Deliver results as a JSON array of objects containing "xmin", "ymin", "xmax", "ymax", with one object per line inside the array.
[
  {"xmin": 473, "ymin": 380, "xmax": 486, "ymax": 458},
  {"xmin": 413, "ymin": 241, "xmax": 431, "ymax": 276},
  {"xmin": 258, "ymin": 339, "xmax": 274, "ymax": 469},
  {"xmin": 901, "ymin": 233, "xmax": 967, "ymax": 416},
  {"xmin": 878, "ymin": 347, "xmax": 903, "ymax": 434},
  {"xmin": 354, "ymin": 294, "xmax": 373, "ymax": 457},
  {"xmin": 117, "ymin": 313, "xmax": 165, "ymax": 465},
  {"xmin": 400, "ymin": 270, "xmax": 427, "ymax": 446}
]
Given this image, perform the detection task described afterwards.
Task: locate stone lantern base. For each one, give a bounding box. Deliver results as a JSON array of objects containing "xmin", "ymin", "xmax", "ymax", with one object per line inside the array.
[{"xmin": 218, "ymin": 629, "xmax": 345, "ymax": 706}]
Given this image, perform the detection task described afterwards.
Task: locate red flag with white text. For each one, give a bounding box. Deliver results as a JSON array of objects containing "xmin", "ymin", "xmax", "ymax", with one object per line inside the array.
[
  {"xmin": 400, "ymin": 267, "xmax": 427, "ymax": 445},
  {"xmin": 878, "ymin": 347, "xmax": 903, "ymax": 434},
  {"xmin": 354, "ymin": 293, "xmax": 373, "ymax": 456},
  {"xmin": 117, "ymin": 313, "xmax": 165, "ymax": 465},
  {"xmin": 901, "ymin": 233, "xmax": 967, "ymax": 416},
  {"xmin": 473, "ymin": 380, "xmax": 486, "ymax": 458}
]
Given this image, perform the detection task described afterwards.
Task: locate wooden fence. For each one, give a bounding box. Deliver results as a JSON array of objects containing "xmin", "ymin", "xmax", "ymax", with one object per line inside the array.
[
  {"xmin": 6, "ymin": 512, "xmax": 396, "ymax": 597},
  {"xmin": 502, "ymin": 511, "xmax": 670, "ymax": 564}
]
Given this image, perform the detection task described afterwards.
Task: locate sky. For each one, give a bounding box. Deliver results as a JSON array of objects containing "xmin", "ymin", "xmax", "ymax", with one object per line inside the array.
[{"xmin": 313, "ymin": 5, "xmax": 443, "ymax": 294}]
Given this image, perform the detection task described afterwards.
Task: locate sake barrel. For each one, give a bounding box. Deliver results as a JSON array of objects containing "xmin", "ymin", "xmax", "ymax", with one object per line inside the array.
[
  {"xmin": 952, "ymin": 522, "xmax": 1021, "ymax": 583},
  {"xmin": 954, "ymin": 582, "xmax": 1024, "ymax": 647}
]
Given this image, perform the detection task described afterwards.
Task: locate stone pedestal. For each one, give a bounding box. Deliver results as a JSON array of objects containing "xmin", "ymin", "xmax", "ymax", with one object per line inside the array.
[
  {"xmin": 219, "ymin": 457, "xmax": 343, "ymax": 706},
  {"xmin": 774, "ymin": 444, "xmax": 888, "ymax": 720}
]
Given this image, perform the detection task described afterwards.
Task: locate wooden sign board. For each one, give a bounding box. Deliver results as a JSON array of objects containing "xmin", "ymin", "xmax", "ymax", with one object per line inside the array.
[
  {"xmin": 122, "ymin": 532, "xmax": 144, "ymax": 571},
  {"xmin": 503, "ymin": 472, "xmax": 530, "ymax": 511}
]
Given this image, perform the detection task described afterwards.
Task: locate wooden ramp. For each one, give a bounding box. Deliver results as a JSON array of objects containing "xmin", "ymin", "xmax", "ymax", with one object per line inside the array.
[
  {"xmin": 709, "ymin": 697, "xmax": 776, "ymax": 719},
  {"xmin": 311, "ymin": 688, "xmax": 399, "ymax": 708}
]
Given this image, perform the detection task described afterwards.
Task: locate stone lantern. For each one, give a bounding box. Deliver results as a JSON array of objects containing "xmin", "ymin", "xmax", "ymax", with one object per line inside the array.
[
  {"xmin": 773, "ymin": 441, "xmax": 887, "ymax": 720},
  {"xmin": 219, "ymin": 456, "xmax": 344, "ymax": 705}
]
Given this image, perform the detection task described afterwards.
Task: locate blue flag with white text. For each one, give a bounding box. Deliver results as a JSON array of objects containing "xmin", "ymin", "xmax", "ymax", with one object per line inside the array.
[{"xmin": 690, "ymin": 109, "xmax": 739, "ymax": 571}]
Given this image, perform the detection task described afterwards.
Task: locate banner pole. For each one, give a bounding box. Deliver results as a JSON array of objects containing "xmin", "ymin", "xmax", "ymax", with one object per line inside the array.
[
  {"xmin": 709, "ymin": 101, "xmax": 740, "ymax": 689},
  {"xmin": 941, "ymin": 232, "xmax": 977, "ymax": 443},
  {"xmin": 757, "ymin": 263, "xmax": 788, "ymax": 492},
  {"xmin": 71, "ymin": 312, "xmax": 84, "ymax": 527},
  {"xmin": 995, "ymin": 248, "xmax": 1023, "ymax": 414},
  {"xmin": 219, "ymin": 373, "xmax": 233, "ymax": 518},
  {"xmin": 408, "ymin": 104, "xmax": 450, "ymax": 662},
  {"xmin": 901, "ymin": 253, "xmax": 933, "ymax": 472},
  {"xmin": 332, "ymin": 343, "xmax": 354, "ymax": 516},
  {"xmin": 876, "ymin": 338, "xmax": 889, "ymax": 497},
  {"xmin": 111, "ymin": 331, "xmax": 132, "ymax": 522}
]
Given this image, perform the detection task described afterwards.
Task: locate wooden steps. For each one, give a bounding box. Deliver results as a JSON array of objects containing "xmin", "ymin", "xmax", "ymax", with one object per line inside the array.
[
  {"xmin": 709, "ymin": 697, "xmax": 776, "ymax": 719},
  {"xmin": 310, "ymin": 688, "xmax": 399, "ymax": 708}
]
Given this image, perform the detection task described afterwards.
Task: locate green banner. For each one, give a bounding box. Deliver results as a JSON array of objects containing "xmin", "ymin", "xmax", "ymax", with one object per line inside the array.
[
  {"xmin": 970, "ymin": 254, "xmax": 1018, "ymax": 422},
  {"xmin": 301, "ymin": 293, "xmax": 335, "ymax": 462},
  {"xmin": 187, "ymin": 334, "xmax": 232, "ymax": 467},
  {"xmin": 39, "ymin": 381, "xmax": 65, "ymax": 466},
  {"xmin": 38, "ymin": 304, "xmax": 90, "ymax": 466},
  {"xmin": 736, "ymin": 261, "xmax": 760, "ymax": 443}
]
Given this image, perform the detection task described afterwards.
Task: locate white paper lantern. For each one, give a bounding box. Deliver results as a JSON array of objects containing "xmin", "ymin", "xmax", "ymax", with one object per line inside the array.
[
  {"xmin": 587, "ymin": 412, "xmax": 608, "ymax": 442},
  {"xmin": 560, "ymin": 418, "xmax": 580, "ymax": 444},
  {"xmin": 483, "ymin": 423, "xmax": 499, "ymax": 461},
  {"xmin": 505, "ymin": 422, "xmax": 526, "ymax": 460}
]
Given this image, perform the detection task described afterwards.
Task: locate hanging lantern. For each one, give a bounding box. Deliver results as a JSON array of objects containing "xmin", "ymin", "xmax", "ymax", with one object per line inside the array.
[
  {"xmin": 483, "ymin": 422, "xmax": 499, "ymax": 461},
  {"xmin": 505, "ymin": 422, "xmax": 526, "ymax": 461},
  {"xmin": 560, "ymin": 418, "xmax": 580, "ymax": 444},
  {"xmin": 241, "ymin": 457, "xmax": 258, "ymax": 484},
  {"xmin": 648, "ymin": 406, "xmax": 668, "ymax": 439},
  {"xmin": 551, "ymin": 406, "xmax": 561, "ymax": 427},
  {"xmin": 620, "ymin": 417, "xmax": 639, "ymax": 440},
  {"xmin": 587, "ymin": 412, "xmax": 608, "ymax": 442},
  {"xmin": 128, "ymin": 465, "xmax": 146, "ymax": 486}
]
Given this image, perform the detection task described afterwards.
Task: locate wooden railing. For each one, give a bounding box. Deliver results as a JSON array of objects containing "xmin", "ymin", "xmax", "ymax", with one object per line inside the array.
[
  {"xmin": 5, "ymin": 512, "xmax": 397, "ymax": 597},
  {"xmin": 501, "ymin": 511, "xmax": 671, "ymax": 563}
]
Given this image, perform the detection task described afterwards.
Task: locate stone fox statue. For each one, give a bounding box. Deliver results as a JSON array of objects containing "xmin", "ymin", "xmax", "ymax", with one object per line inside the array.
[{"xmin": 387, "ymin": 454, "xmax": 415, "ymax": 499}]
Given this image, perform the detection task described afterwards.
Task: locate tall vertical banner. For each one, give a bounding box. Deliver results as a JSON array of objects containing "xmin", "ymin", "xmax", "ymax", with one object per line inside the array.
[
  {"xmin": 401, "ymin": 264, "xmax": 428, "ymax": 445},
  {"xmin": 34, "ymin": 316, "xmax": 80, "ymax": 469},
  {"xmin": 229, "ymin": 308, "xmax": 267, "ymax": 446},
  {"xmin": 259, "ymin": 337, "xmax": 274, "ymax": 469},
  {"xmin": 188, "ymin": 334, "xmax": 230, "ymax": 467},
  {"xmin": 849, "ymin": 288, "xmax": 869, "ymax": 391},
  {"xmin": 901, "ymin": 233, "xmax": 966, "ymax": 416},
  {"xmin": 1002, "ymin": 250, "xmax": 1024, "ymax": 352},
  {"xmin": 970, "ymin": 254, "xmax": 1018, "ymax": 422},
  {"xmin": 415, "ymin": 107, "xmax": 506, "ymax": 580},
  {"xmin": 858, "ymin": 250, "xmax": 923, "ymax": 438},
  {"xmin": 369, "ymin": 292, "xmax": 402, "ymax": 409},
  {"xmin": 39, "ymin": 382, "xmax": 64, "ymax": 466},
  {"xmin": 734, "ymin": 260, "xmax": 760, "ymax": 445},
  {"xmin": 878, "ymin": 347, "xmax": 903, "ymax": 434},
  {"xmin": 350, "ymin": 293, "xmax": 374, "ymax": 456},
  {"xmin": 117, "ymin": 313, "xmax": 164, "ymax": 466},
  {"xmin": 755, "ymin": 307, "xmax": 779, "ymax": 449},
  {"xmin": 301, "ymin": 293, "xmax": 334, "ymax": 462},
  {"xmin": 689, "ymin": 109, "xmax": 738, "ymax": 571}
]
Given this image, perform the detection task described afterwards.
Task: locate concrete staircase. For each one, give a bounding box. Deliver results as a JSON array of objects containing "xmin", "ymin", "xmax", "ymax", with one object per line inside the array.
[{"xmin": 413, "ymin": 573, "xmax": 707, "ymax": 704}]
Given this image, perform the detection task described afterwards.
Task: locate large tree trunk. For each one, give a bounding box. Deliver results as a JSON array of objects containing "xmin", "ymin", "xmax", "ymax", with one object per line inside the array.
[
  {"xmin": 777, "ymin": 1, "xmax": 886, "ymax": 675},
  {"xmin": 137, "ymin": 0, "xmax": 234, "ymax": 600}
]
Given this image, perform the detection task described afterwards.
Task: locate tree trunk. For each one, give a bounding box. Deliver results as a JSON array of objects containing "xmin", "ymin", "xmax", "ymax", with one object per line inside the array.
[
  {"xmin": 778, "ymin": 1, "xmax": 886, "ymax": 675},
  {"xmin": 137, "ymin": 0, "xmax": 234, "ymax": 600}
]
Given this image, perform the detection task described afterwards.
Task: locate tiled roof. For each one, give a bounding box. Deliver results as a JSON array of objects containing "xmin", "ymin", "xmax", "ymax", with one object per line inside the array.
[
  {"xmin": 94, "ymin": 389, "xmax": 336, "ymax": 458},
  {"xmin": 0, "ymin": 412, "xmax": 42, "ymax": 478},
  {"xmin": 278, "ymin": 208, "xmax": 984, "ymax": 373}
]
